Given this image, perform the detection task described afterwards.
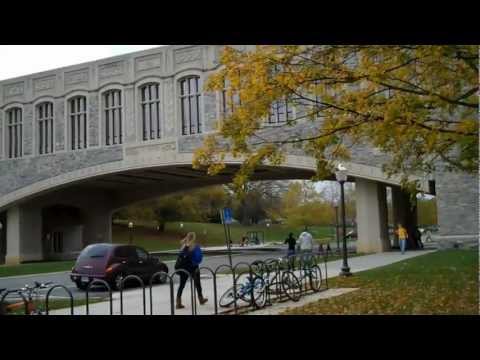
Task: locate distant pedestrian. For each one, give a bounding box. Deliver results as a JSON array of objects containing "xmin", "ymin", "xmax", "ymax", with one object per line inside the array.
[
  {"xmin": 396, "ymin": 223, "xmax": 408, "ymax": 254},
  {"xmin": 284, "ymin": 233, "xmax": 297, "ymax": 270},
  {"xmin": 297, "ymin": 227, "xmax": 314, "ymax": 268},
  {"xmin": 413, "ymin": 226, "xmax": 424, "ymax": 249},
  {"xmin": 174, "ymin": 232, "xmax": 208, "ymax": 309},
  {"xmin": 240, "ymin": 234, "xmax": 249, "ymax": 247}
]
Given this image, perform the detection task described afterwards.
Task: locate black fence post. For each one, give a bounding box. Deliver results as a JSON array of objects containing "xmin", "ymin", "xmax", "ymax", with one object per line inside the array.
[
  {"xmin": 119, "ymin": 275, "xmax": 145, "ymax": 315},
  {"xmin": 45, "ymin": 285, "xmax": 74, "ymax": 315},
  {"xmin": 149, "ymin": 271, "xmax": 171, "ymax": 315},
  {"xmin": 85, "ymin": 279, "xmax": 113, "ymax": 315}
]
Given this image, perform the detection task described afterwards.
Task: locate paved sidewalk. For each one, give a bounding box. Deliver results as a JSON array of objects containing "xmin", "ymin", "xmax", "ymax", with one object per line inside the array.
[{"xmin": 50, "ymin": 249, "xmax": 435, "ymax": 315}]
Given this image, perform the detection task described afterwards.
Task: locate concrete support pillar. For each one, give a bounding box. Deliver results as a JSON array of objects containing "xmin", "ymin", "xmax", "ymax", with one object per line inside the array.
[
  {"xmin": 5, "ymin": 207, "xmax": 21, "ymax": 265},
  {"xmin": 4, "ymin": 205, "xmax": 43, "ymax": 265},
  {"xmin": 356, "ymin": 179, "xmax": 390, "ymax": 253}
]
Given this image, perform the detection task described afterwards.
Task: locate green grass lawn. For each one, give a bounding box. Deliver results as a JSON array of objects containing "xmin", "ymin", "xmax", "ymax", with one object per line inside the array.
[
  {"xmin": 281, "ymin": 248, "xmax": 479, "ymax": 315},
  {"xmin": 0, "ymin": 221, "xmax": 337, "ymax": 278},
  {"xmin": 0, "ymin": 260, "xmax": 75, "ymax": 278},
  {"xmin": 113, "ymin": 221, "xmax": 336, "ymax": 252}
]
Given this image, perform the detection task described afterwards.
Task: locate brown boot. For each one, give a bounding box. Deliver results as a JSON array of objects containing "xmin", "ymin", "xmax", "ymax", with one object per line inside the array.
[
  {"xmin": 176, "ymin": 297, "xmax": 185, "ymax": 309},
  {"xmin": 198, "ymin": 296, "xmax": 208, "ymax": 305}
]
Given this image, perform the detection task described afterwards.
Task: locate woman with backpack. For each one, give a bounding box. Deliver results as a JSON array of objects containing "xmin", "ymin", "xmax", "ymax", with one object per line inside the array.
[{"xmin": 174, "ymin": 232, "xmax": 208, "ymax": 309}]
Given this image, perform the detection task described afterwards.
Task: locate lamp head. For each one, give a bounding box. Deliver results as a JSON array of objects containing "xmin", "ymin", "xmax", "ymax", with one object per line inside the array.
[
  {"xmin": 335, "ymin": 163, "xmax": 348, "ymax": 183},
  {"xmin": 128, "ymin": 222, "xmax": 134, "ymax": 229}
]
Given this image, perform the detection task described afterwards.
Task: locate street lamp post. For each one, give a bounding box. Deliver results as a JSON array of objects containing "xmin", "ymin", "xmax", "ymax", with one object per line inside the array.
[
  {"xmin": 0, "ymin": 221, "xmax": 3, "ymax": 260},
  {"xmin": 335, "ymin": 164, "xmax": 352, "ymax": 277},
  {"xmin": 128, "ymin": 221, "xmax": 134, "ymax": 245},
  {"xmin": 266, "ymin": 222, "xmax": 270, "ymax": 244},
  {"xmin": 334, "ymin": 204, "xmax": 340, "ymax": 253}
]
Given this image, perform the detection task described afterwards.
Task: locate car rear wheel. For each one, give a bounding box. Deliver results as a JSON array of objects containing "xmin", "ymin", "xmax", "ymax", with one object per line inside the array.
[
  {"xmin": 113, "ymin": 273, "xmax": 125, "ymax": 291},
  {"xmin": 151, "ymin": 271, "xmax": 168, "ymax": 285}
]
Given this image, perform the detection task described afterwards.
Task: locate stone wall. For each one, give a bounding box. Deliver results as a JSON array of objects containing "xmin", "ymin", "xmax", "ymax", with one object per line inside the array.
[
  {"xmin": 0, "ymin": 146, "xmax": 123, "ymax": 197},
  {"xmin": 435, "ymin": 170, "xmax": 479, "ymax": 241}
]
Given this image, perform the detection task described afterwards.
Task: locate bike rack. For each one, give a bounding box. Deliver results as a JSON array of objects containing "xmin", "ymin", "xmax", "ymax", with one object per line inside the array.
[
  {"xmin": 198, "ymin": 266, "xmax": 217, "ymax": 315},
  {"xmin": 85, "ymin": 279, "xmax": 113, "ymax": 315},
  {"xmin": 0, "ymin": 289, "xmax": 29, "ymax": 315},
  {"xmin": 214, "ymin": 264, "xmax": 236, "ymax": 314},
  {"xmin": 232, "ymin": 262, "xmax": 254, "ymax": 314},
  {"xmin": 45, "ymin": 285, "xmax": 74, "ymax": 315},
  {"xmin": 148, "ymin": 271, "xmax": 173, "ymax": 315},
  {"xmin": 1, "ymin": 249, "xmax": 334, "ymax": 316},
  {"xmin": 119, "ymin": 275, "xmax": 146, "ymax": 315}
]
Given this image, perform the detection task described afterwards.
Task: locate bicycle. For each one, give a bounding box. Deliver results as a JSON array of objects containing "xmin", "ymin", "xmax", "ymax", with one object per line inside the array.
[
  {"xmin": 254, "ymin": 257, "xmax": 303, "ymax": 303},
  {"xmin": 219, "ymin": 272, "xmax": 266, "ymax": 309},
  {"xmin": 294, "ymin": 253, "xmax": 323, "ymax": 293},
  {"xmin": 0, "ymin": 281, "xmax": 53, "ymax": 315}
]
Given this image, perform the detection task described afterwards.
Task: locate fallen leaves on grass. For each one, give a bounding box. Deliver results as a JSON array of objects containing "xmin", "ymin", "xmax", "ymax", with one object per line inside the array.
[{"xmin": 281, "ymin": 249, "xmax": 479, "ymax": 315}]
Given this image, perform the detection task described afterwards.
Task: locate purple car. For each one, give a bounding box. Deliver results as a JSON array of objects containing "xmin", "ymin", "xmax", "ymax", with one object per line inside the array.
[{"xmin": 70, "ymin": 243, "xmax": 168, "ymax": 290}]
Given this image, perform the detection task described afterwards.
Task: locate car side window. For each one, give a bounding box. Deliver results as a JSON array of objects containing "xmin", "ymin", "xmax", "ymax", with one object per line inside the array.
[
  {"xmin": 135, "ymin": 247, "xmax": 149, "ymax": 261},
  {"xmin": 126, "ymin": 246, "xmax": 138, "ymax": 261},
  {"xmin": 114, "ymin": 246, "xmax": 129, "ymax": 258}
]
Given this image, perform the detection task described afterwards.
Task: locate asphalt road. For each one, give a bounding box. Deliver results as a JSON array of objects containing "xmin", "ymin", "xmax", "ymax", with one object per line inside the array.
[{"xmin": 0, "ymin": 251, "xmax": 288, "ymax": 300}]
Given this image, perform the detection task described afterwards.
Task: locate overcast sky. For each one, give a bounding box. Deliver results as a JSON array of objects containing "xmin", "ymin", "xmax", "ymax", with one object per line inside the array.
[{"xmin": 0, "ymin": 45, "xmax": 162, "ymax": 81}]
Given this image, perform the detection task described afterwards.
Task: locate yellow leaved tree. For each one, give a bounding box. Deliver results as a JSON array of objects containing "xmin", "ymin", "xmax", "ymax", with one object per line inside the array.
[{"xmin": 193, "ymin": 45, "xmax": 478, "ymax": 196}]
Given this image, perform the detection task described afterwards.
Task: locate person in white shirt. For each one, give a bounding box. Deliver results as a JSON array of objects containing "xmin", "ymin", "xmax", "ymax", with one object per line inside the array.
[{"xmin": 297, "ymin": 227, "xmax": 314, "ymax": 268}]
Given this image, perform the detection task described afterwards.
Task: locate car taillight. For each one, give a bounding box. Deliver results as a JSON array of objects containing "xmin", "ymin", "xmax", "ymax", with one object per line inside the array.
[{"xmin": 106, "ymin": 266, "xmax": 114, "ymax": 273}]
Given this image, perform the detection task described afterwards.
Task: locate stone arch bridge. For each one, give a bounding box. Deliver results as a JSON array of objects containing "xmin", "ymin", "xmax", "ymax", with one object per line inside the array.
[{"xmin": 0, "ymin": 45, "xmax": 477, "ymax": 264}]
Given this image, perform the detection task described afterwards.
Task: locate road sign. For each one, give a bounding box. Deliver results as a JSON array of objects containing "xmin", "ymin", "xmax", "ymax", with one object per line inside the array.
[{"xmin": 223, "ymin": 208, "xmax": 233, "ymax": 224}]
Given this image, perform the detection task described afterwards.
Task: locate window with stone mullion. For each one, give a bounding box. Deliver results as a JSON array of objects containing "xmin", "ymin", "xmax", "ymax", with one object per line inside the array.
[
  {"xmin": 268, "ymin": 98, "xmax": 292, "ymax": 124},
  {"xmin": 180, "ymin": 76, "xmax": 201, "ymax": 135},
  {"xmin": 7, "ymin": 108, "xmax": 22, "ymax": 158},
  {"xmin": 37, "ymin": 102, "xmax": 54, "ymax": 155},
  {"xmin": 141, "ymin": 84, "xmax": 161, "ymax": 141},
  {"xmin": 69, "ymin": 97, "xmax": 87, "ymax": 150},
  {"xmin": 104, "ymin": 90, "xmax": 122, "ymax": 145},
  {"xmin": 221, "ymin": 79, "xmax": 240, "ymax": 118}
]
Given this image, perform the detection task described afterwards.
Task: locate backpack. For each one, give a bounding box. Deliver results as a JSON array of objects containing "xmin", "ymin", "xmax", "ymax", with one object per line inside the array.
[{"xmin": 175, "ymin": 247, "xmax": 193, "ymax": 272}]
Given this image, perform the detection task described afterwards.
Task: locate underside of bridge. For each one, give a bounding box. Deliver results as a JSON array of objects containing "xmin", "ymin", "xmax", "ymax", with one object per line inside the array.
[{"xmin": 0, "ymin": 163, "xmax": 420, "ymax": 265}]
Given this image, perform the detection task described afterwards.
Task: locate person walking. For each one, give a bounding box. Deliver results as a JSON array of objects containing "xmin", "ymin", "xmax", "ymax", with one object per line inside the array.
[
  {"xmin": 284, "ymin": 232, "xmax": 297, "ymax": 270},
  {"xmin": 297, "ymin": 227, "xmax": 314, "ymax": 268},
  {"xmin": 414, "ymin": 226, "xmax": 424, "ymax": 249},
  {"xmin": 174, "ymin": 232, "xmax": 208, "ymax": 309},
  {"xmin": 396, "ymin": 223, "xmax": 409, "ymax": 254}
]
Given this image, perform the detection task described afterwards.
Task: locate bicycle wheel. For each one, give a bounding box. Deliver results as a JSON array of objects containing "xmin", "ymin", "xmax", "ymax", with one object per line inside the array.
[
  {"xmin": 308, "ymin": 265, "xmax": 323, "ymax": 292},
  {"xmin": 252, "ymin": 276, "xmax": 266, "ymax": 308},
  {"xmin": 281, "ymin": 271, "xmax": 302, "ymax": 302},
  {"xmin": 219, "ymin": 283, "xmax": 243, "ymax": 308},
  {"xmin": 239, "ymin": 276, "xmax": 266, "ymax": 308}
]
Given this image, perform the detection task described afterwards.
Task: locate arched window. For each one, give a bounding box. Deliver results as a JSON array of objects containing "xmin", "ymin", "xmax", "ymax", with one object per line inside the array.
[
  {"xmin": 140, "ymin": 83, "xmax": 161, "ymax": 141},
  {"xmin": 103, "ymin": 90, "xmax": 122, "ymax": 145},
  {"xmin": 6, "ymin": 107, "xmax": 22, "ymax": 158},
  {"xmin": 36, "ymin": 102, "xmax": 54, "ymax": 155},
  {"xmin": 179, "ymin": 76, "xmax": 201, "ymax": 135},
  {"xmin": 68, "ymin": 96, "xmax": 87, "ymax": 150}
]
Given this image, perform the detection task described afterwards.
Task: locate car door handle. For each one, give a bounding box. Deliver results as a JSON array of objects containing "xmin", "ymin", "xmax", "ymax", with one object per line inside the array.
[{"xmin": 138, "ymin": 261, "xmax": 144, "ymax": 264}]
